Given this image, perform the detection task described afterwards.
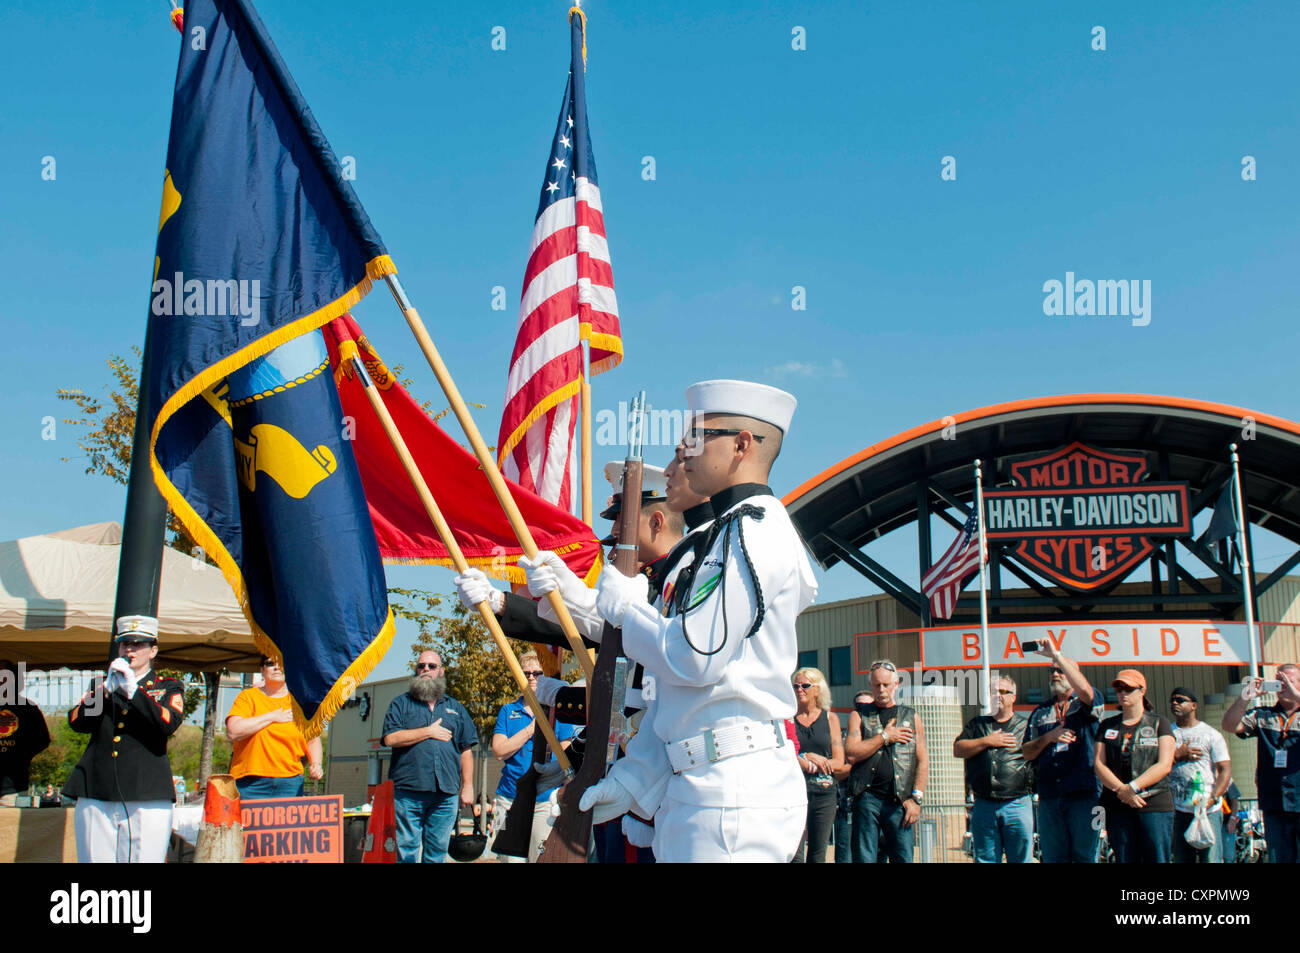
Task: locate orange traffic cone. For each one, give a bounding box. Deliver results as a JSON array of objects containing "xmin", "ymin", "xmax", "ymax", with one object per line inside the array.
[
  {"xmin": 194, "ymin": 774, "xmax": 243, "ymax": 863},
  {"xmin": 362, "ymin": 780, "xmax": 398, "ymax": 863}
]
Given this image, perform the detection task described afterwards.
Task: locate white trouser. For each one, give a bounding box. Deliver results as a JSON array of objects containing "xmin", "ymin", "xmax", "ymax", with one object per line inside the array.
[
  {"xmin": 74, "ymin": 798, "xmax": 174, "ymax": 864},
  {"xmin": 653, "ymin": 796, "xmax": 804, "ymax": 863},
  {"xmin": 492, "ymin": 793, "xmax": 554, "ymax": 864}
]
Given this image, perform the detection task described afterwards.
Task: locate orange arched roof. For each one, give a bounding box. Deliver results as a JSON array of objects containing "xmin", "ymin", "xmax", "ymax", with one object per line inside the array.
[{"xmin": 783, "ymin": 393, "xmax": 1300, "ymax": 508}]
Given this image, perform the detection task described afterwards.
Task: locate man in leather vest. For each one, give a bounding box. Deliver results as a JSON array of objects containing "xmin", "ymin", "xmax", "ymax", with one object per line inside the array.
[
  {"xmin": 845, "ymin": 659, "xmax": 928, "ymax": 863},
  {"xmin": 954, "ymin": 674, "xmax": 1033, "ymax": 862}
]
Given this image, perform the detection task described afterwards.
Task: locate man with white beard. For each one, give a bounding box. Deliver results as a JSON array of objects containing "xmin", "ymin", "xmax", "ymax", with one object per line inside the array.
[{"xmin": 381, "ymin": 650, "xmax": 477, "ymax": 863}]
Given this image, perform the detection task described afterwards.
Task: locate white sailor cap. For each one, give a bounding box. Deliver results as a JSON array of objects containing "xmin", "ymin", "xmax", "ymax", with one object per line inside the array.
[
  {"xmin": 685, "ymin": 379, "xmax": 798, "ymax": 434},
  {"xmin": 114, "ymin": 614, "xmax": 159, "ymax": 642},
  {"xmin": 599, "ymin": 462, "xmax": 668, "ymax": 522}
]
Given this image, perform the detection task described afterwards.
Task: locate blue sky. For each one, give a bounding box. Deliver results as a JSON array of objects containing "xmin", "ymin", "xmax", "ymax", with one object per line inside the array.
[{"xmin": 2, "ymin": 1, "xmax": 1298, "ymax": 682}]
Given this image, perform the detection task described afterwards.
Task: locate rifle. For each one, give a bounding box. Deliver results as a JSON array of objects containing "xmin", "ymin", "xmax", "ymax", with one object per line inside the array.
[{"xmin": 537, "ymin": 392, "xmax": 645, "ymax": 863}]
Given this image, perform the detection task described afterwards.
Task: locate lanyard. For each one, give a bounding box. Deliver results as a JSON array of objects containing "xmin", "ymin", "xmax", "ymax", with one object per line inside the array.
[{"xmin": 1282, "ymin": 710, "xmax": 1299, "ymax": 741}]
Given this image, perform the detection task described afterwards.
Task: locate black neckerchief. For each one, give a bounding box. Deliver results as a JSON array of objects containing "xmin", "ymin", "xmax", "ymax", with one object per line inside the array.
[
  {"xmin": 683, "ymin": 500, "xmax": 715, "ymax": 531},
  {"xmin": 669, "ymin": 483, "xmax": 773, "ymax": 641}
]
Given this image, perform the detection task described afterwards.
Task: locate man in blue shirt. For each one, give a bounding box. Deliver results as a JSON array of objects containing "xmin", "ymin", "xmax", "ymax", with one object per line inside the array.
[
  {"xmin": 491, "ymin": 651, "xmax": 577, "ymax": 862},
  {"xmin": 1022, "ymin": 644, "xmax": 1105, "ymax": 862},
  {"xmin": 381, "ymin": 650, "xmax": 478, "ymax": 863}
]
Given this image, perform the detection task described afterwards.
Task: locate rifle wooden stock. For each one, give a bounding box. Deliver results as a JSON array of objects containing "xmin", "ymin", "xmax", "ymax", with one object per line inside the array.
[{"xmin": 537, "ymin": 458, "xmax": 643, "ymax": 863}]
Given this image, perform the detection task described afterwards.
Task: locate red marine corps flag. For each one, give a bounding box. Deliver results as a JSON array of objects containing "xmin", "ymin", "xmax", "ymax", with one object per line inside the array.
[{"xmin": 497, "ymin": 8, "xmax": 622, "ymax": 509}]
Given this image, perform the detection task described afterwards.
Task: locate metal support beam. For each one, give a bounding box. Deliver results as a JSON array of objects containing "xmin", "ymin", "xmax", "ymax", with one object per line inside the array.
[
  {"xmin": 822, "ymin": 531, "xmax": 925, "ymax": 617},
  {"xmin": 1258, "ymin": 548, "xmax": 1300, "ymax": 599},
  {"xmin": 915, "ymin": 480, "xmax": 933, "ymax": 627}
]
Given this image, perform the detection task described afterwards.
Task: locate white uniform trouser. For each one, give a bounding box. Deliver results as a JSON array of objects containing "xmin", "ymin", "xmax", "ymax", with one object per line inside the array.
[
  {"xmin": 74, "ymin": 798, "xmax": 173, "ymax": 863},
  {"xmin": 492, "ymin": 793, "xmax": 554, "ymax": 864},
  {"xmin": 653, "ymin": 797, "xmax": 805, "ymax": 863}
]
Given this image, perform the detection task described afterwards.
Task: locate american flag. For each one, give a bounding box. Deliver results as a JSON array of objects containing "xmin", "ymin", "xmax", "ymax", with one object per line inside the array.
[
  {"xmin": 496, "ymin": 10, "xmax": 622, "ymax": 508},
  {"xmin": 921, "ymin": 510, "xmax": 987, "ymax": 620}
]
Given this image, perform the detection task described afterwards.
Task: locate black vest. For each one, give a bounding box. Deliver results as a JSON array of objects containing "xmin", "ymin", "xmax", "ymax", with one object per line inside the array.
[
  {"xmin": 962, "ymin": 712, "xmax": 1033, "ymax": 800},
  {"xmin": 849, "ymin": 705, "xmax": 919, "ymax": 801},
  {"xmin": 1099, "ymin": 711, "xmax": 1167, "ymax": 797}
]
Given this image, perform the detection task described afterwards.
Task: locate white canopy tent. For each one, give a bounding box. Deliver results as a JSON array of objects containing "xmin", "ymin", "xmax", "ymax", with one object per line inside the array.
[{"xmin": 0, "ymin": 522, "xmax": 258, "ymax": 672}]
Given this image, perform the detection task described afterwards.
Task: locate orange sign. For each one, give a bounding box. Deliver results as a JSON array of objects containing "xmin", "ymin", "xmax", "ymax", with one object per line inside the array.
[{"xmin": 240, "ymin": 794, "xmax": 343, "ymax": 863}]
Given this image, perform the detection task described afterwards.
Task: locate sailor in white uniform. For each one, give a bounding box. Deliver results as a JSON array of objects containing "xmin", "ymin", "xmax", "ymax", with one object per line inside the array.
[{"xmin": 582, "ymin": 380, "xmax": 818, "ymax": 862}]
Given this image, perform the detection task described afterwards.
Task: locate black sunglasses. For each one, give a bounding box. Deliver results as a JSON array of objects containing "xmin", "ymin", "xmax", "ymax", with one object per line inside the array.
[
  {"xmin": 415, "ymin": 663, "xmax": 441, "ymax": 672},
  {"xmin": 684, "ymin": 428, "xmax": 765, "ymax": 444},
  {"xmin": 522, "ymin": 670, "xmax": 544, "ymax": 678},
  {"xmin": 870, "ymin": 660, "xmax": 897, "ymax": 673}
]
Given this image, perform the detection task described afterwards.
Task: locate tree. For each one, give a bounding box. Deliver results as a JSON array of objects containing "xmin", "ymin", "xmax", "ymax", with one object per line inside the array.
[{"xmin": 27, "ymin": 717, "xmax": 90, "ymax": 789}]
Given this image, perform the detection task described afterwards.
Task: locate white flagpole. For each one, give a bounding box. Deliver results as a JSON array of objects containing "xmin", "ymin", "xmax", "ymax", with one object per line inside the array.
[
  {"xmin": 1229, "ymin": 443, "xmax": 1259, "ymax": 679},
  {"xmin": 975, "ymin": 459, "xmax": 992, "ymax": 715}
]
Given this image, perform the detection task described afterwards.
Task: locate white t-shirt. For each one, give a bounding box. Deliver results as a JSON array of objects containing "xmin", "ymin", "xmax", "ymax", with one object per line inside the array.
[{"xmin": 1169, "ymin": 721, "xmax": 1230, "ymax": 813}]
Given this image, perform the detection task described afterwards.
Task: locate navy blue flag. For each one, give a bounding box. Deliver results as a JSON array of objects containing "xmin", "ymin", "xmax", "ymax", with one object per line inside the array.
[
  {"xmin": 146, "ymin": 0, "xmax": 395, "ymax": 734},
  {"xmin": 1198, "ymin": 479, "xmax": 1239, "ymax": 551}
]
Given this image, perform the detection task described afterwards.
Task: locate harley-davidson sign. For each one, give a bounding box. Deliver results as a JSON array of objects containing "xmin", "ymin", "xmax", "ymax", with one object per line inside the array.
[{"xmin": 983, "ymin": 442, "xmax": 1190, "ymax": 591}]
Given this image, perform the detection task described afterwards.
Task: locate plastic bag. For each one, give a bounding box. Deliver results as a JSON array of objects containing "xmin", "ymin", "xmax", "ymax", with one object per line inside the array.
[{"xmin": 1183, "ymin": 805, "xmax": 1216, "ymax": 851}]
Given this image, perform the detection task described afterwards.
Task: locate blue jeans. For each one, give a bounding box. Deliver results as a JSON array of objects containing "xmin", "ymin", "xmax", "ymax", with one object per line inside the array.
[
  {"xmin": 851, "ymin": 791, "xmax": 913, "ymax": 863},
  {"xmin": 235, "ymin": 775, "xmax": 305, "ymax": 800},
  {"xmin": 393, "ymin": 790, "xmax": 459, "ymax": 863},
  {"xmin": 833, "ymin": 794, "xmax": 853, "ymax": 864},
  {"xmin": 971, "ymin": 795, "xmax": 1034, "ymax": 863},
  {"xmin": 1037, "ymin": 794, "xmax": 1100, "ymax": 863},
  {"xmin": 1106, "ymin": 807, "xmax": 1174, "ymax": 863},
  {"xmin": 1263, "ymin": 811, "xmax": 1299, "ymax": 864}
]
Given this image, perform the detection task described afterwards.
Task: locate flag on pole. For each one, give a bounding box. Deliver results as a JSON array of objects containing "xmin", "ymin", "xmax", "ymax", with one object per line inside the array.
[
  {"xmin": 323, "ymin": 315, "xmax": 602, "ymax": 584},
  {"xmin": 145, "ymin": 0, "xmax": 397, "ymax": 735},
  {"xmin": 1198, "ymin": 479, "xmax": 1239, "ymax": 551},
  {"xmin": 922, "ymin": 510, "xmax": 987, "ymax": 621},
  {"xmin": 497, "ymin": 8, "xmax": 622, "ymax": 508}
]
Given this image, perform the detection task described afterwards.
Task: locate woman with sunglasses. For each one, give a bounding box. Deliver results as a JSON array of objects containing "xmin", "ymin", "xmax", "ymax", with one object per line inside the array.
[
  {"xmin": 226, "ymin": 656, "xmax": 323, "ymax": 800},
  {"xmin": 1094, "ymin": 669, "xmax": 1176, "ymax": 862},
  {"xmin": 792, "ymin": 667, "xmax": 844, "ymax": 863}
]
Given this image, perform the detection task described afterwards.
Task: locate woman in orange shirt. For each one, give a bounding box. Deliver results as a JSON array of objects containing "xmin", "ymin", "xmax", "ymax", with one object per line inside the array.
[{"xmin": 226, "ymin": 656, "xmax": 323, "ymax": 800}]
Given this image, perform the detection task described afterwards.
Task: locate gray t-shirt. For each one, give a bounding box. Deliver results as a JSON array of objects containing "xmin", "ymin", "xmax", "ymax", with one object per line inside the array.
[{"xmin": 1169, "ymin": 721, "xmax": 1229, "ymax": 813}]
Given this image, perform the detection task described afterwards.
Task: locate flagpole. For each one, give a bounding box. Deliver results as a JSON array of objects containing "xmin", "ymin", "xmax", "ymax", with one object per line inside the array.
[
  {"xmin": 1229, "ymin": 443, "xmax": 1259, "ymax": 679},
  {"xmin": 580, "ymin": 340, "xmax": 593, "ymax": 526},
  {"xmin": 975, "ymin": 459, "xmax": 992, "ymax": 715},
  {"xmin": 348, "ymin": 354, "xmax": 573, "ymax": 773},
  {"xmin": 383, "ymin": 273, "xmax": 595, "ymax": 682}
]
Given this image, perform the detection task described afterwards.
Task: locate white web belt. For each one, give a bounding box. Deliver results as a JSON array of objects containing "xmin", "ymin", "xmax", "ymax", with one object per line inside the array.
[{"xmin": 666, "ymin": 719, "xmax": 787, "ymax": 774}]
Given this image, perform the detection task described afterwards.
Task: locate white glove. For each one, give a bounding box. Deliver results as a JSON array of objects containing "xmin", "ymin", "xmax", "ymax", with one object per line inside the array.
[
  {"xmin": 454, "ymin": 568, "xmax": 503, "ymax": 614},
  {"xmin": 533, "ymin": 675, "xmax": 566, "ymax": 707},
  {"xmin": 110, "ymin": 658, "xmax": 140, "ymax": 699},
  {"xmin": 578, "ymin": 775, "xmax": 635, "ymax": 825},
  {"xmin": 547, "ymin": 786, "xmax": 562, "ymax": 818},
  {"xmin": 622, "ymin": 814, "xmax": 655, "ymax": 849},
  {"xmin": 519, "ymin": 550, "xmax": 567, "ymax": 597},
  {"xmin": 595, "ymin": 564, "xmax": 650, "ymax": 628}
]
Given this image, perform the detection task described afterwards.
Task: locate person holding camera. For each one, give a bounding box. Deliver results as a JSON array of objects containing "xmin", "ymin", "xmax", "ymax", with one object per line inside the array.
[
  {"xmin": 1222, "ymin": 663, "xmax": 1300, "ymax": 863},
  {"xmin": 1022, "ymin": 643, "xmax": 1105, "ymax": 862},
  {"xmin": 1094, "ymin": 670, "xmax": 1176, "ymax": 863}
]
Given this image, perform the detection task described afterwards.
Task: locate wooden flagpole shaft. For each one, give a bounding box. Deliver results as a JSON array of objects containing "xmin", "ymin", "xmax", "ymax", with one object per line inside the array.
[
  {"xmin": 580, "ymin": 340, "xmax": 593, "ymax": 527},
  {"xmin": 383, "ymin": 274, "xmax": 595, "ymax": 683},
  {"xmin": 350, "ymin": 356, "xmax": 572, "ymax": 773}
]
